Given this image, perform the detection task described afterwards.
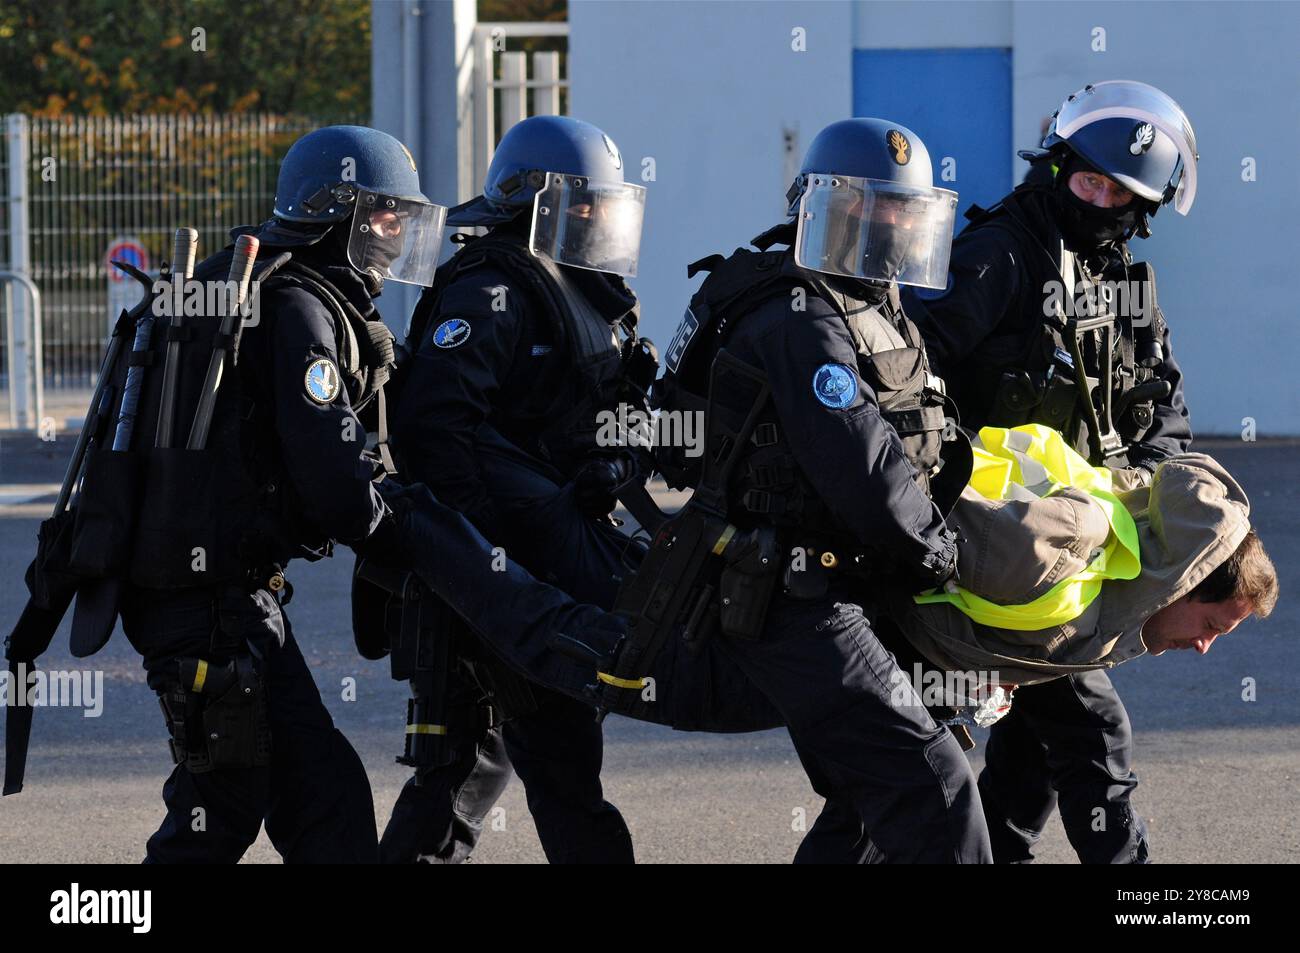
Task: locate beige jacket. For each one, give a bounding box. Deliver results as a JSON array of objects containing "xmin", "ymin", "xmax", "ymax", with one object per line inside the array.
[{"xmin": 893, "ymin": 454, "xmax": 1251, "ymax": 685}]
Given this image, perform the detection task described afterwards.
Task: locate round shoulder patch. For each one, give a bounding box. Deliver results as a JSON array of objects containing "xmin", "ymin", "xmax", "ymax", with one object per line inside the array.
[
  {"xmin": 813, "ymin": 363, "xmax": 859, "ymax": 409},
  {"xmin": 305, "ymin": 358, "xmax": 341, "ymax": 404},
  {"xmin": 433, "ymin": 317, "xmax": 471, "ymax": 349}
]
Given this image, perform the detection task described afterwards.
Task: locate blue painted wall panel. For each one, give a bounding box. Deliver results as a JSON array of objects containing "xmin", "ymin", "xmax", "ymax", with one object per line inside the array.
[{"xmin": 853, "ymin": 48, "xmax": 1012, "ymax": 217}]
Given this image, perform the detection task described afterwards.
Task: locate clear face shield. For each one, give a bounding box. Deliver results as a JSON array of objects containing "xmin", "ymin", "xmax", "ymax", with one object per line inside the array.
[
  {"xmin": 1054, "ymin": 80, "xmax": 1199, "ymax": 215},
  {"xmin": 347, "ymin": 190, "xmax": 448, "ymax": 286},
  {"xmin": 529, "ymin": 173, "xmax": 646, "ymax": 277},
  {"xmin": 793, "ymin": 175, "xmax": 958, "ymax": 289}
]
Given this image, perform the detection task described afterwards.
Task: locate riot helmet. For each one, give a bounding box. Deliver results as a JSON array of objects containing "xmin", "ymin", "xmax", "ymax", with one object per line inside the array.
[
  {"xmin": 447, "ymin": 115, "xmax": 646, "ymax": 277},
  {"xmin": 270, "ymin": 125, "xmax": 447, "ymax": 286},
  {"xmin": 1020, "ymin": 81, "xmax": 1198, "ymax": 243},
  {"xmin": 788, "ymin": 118, "xmax": 957, "ymax": 290}
]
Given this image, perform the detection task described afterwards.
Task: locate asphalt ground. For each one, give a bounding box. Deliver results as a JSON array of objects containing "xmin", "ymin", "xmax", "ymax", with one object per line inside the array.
[{"xmin": 0, "ymin": 432, "xmax": 1295, "ymax": 863}]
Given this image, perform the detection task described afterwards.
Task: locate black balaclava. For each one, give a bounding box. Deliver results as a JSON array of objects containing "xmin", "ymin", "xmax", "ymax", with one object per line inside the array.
[
  {"xmin": 1050, "ymin": 151, "xmax": 1144, "ymax": 252},
  {"xmin": 360, "ymin": 228, "xmax": 406, "ymax": 280},
  {"xmin": 485, "ymin": 212, "xmax": 637, "ymax": 322},
  {"xmin": 287, "ymin": 219, "xmax": 388, "ymax": 298},
  {"xmin": 328, "ymin": 218, "xmax": 389, "ymax": 296}
]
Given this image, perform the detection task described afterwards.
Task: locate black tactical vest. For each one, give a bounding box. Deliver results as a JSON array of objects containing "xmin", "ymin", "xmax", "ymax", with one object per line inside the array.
[
  {"xmin": 403, "ymin": 232, "xmax": 639, "ymax": 474},
  {"xmin": 956, "ymin": 193, "xmax": 1169, "ymax": 465},
  {"xmin": 656, "ymin": 227, "xmax": 949, "ymax": 533}
]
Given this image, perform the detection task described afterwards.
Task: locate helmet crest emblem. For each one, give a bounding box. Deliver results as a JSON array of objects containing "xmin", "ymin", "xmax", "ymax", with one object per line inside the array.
[
  {"xmin": 602, "ymin": 133, "xmax": 623, "ymax": 170},
  {"xmin": 1130, "ymin": 122, "xmax": 1155, "ymax": 156},
  {"xmin": 887, "ymin": 130, "xmax": 911, "ymax": 165}
]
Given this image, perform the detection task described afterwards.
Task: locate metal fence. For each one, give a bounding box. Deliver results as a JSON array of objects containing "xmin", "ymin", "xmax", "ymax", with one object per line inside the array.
[
  {"xmin": 471, "ymin": 22, "xmax": 569, "ymax": 195},
  {"xmin": 0, "ymin": 19, "xmax": 567, "ymax": 431},
  {"xmin": 0, "ymin": 112, "xmax": 351, "ymax": 427}
]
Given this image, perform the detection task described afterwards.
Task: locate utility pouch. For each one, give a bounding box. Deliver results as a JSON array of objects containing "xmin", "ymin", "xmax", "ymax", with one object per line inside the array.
[
  {"xmin": 1038, "ymin": 372, "xmax": 1078, "ymax": 432},
  {"xmin": 989, "ymin": 370, "xmax": 1041, "ymax": 427},
  {"xmin": 718, "ymin": 526, "xmax": 780, "ymax": 640},
  {"xmin": 27, "ymin": 509, "xmax": 78, "ymax": 614},
  {"xmin": 68, "ymin": 449, "xmax": 143, "ymax": 579}
]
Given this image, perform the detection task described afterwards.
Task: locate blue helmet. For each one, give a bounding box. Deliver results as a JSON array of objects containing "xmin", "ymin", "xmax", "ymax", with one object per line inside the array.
[
  {"xmin": 787, "ymin": 118, "xmax": 957, "ymax": 291},
  {"xmin": 787, "ymin": 118, "xmax": 937, "ymax": 211},
  {"xmin": 1019, "ymin": 81, "xmax": 1199, "ymax": 216},
  {"xmin": 449, "ymin": 115, "xmax": 629, "ymax": 226},
  {"xmin": 272, "ymin": 125, "xmax": 429, "ymax": 225},
  {"xmin": 263, "ymin": 125, "xmax": 446, "ymax": 286}
]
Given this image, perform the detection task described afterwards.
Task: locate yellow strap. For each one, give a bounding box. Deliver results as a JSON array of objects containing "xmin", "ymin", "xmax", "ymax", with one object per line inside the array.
[
  {"xmin": 712, "ymin": 524, "xmax": 736, "ymax": 556},
  {"xmin": 597, "ymin": 671, "xmax": 646, "ymax": 690},
  {"xmin": 406, "ymin": 724, "xmax": 448, "ymax": 736},
  {"xmin": 190, "ymin": 659, "xmax": 208, "ymax": 693},
  {"xmin": 915, "ymin": 424, "xmax": 1141, "ymax": 631}
]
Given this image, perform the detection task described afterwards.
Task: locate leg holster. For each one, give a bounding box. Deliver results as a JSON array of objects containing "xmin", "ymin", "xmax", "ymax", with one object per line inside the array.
[
  {"xmin": 159, "ymin": 655, "xmax": 271, "ymax": 773},
  {"xmin": 384, "ymin": 572, "xmax": 537, "ymax": 774}
]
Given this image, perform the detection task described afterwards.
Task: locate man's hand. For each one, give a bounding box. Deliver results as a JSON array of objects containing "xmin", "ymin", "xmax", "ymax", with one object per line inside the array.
[
  {"xmin": 910, "ymin": 532, "xmax": 959, "ymax": 592},
  {"xmin": 573, "ymin": 453, "xmax": 636, "ymax": 519}
]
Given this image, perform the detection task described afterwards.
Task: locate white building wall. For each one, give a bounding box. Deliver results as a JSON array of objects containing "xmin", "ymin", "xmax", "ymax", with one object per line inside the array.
[
  {"xmin": 1009, "ymin": 1, "xmax": 1300, "ymax": 434},
  {"xmin": 568, "ymin": 0, "xmax": 1300, "ymax": 434},
  {"xmin": 568, "ymin": 0, "xmax": 853, "ymax": 357}
]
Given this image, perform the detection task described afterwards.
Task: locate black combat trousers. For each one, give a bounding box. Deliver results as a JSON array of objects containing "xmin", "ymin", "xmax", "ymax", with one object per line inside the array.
[
  {"xmin": 122, "ymin": 587, "xmax": 378, "ymax": 863},
  {"xmin": 379, "ymin": 432, "xmax": 634, "ymax": 864},
  {"xmin": 714, "ymin": 587, "xmax": 992, "ymax": 864},
  {"xmin": 978, "ymin": 670, "xmax": 1150, "ymax": 863},
  {"xmin": 382, "ymin": 481, "xmax": 979, "ymax": 862}
]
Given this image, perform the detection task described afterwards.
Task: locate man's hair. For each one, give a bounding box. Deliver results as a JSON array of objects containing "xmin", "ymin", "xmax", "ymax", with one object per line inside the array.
[{"xmin": 1189, "ymin": 529, "xmax": 1278, "ymax": 619}]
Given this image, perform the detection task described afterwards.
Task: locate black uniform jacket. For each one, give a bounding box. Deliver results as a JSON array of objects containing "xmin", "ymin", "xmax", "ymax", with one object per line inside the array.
[
  {"xmin": 904, "ymin": 186, "xmax": 1192, "ymax": 470},
  {"xmin": 725, "ymin": 288, "xmax": 957, "ymax": 588}
]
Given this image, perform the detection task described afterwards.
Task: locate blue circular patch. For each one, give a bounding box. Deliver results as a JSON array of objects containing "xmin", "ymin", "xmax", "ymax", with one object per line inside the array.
[
  {"xmin": 812, "ymin": 363, "xmax": 858, "ymax": 409},
  {"xmin": 433, "ymin": 318, "xmax": 471, "ymax": 349},
  {"xmin": 304, "ymin": 358, "xmax": 340, "ymax": 404}
]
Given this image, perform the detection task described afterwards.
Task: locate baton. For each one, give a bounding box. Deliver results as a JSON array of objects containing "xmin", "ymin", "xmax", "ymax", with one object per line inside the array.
[
  {"xmin": 155, "ymin": 227, "xmax": 199, "ymax": 448},
  {"xmin": 187, "ymin": 234, "xmax": 259, "ymax": 450}
]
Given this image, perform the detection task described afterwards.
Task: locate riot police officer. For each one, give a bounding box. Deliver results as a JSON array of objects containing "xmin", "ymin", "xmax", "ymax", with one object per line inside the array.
[
  {"xmin": 639, "ymin": 118, "xmax": 991, "ymax": 863},
  {"xmin": 903, "ymin": 81, "xmax": 1200, "ymax": 863},
  {"xmin": 378, "ymin": 115, "xmax": 653, "ymax": 864},
  {"xmin": 107, "ymin": 125, "xmax": 442, "ymax": 862}
]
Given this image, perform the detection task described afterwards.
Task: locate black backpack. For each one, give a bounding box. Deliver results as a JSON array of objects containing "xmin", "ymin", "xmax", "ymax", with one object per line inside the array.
[
  {"xmin": 55, "ymin": 233, "xmax": 379, "ymax": 655},
  {"xmin": 654, "ymin": 233, "xmax": 811, "ymax": 490}
]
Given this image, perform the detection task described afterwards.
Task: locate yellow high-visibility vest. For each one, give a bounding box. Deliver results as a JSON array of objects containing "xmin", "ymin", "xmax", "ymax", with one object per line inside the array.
[{"xmin": 914, "ymin": 424, "xmax": 1141, "ymax": 631}]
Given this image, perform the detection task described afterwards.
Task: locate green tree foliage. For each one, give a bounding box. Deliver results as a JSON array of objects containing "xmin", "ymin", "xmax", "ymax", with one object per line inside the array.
[
  {"xmin": 0, "ymin": 0, "xmax": 370, "ymax": 117},
  {"xmin": 479, "ymin": 0, "xmax": 565, "ymax": 24}
]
